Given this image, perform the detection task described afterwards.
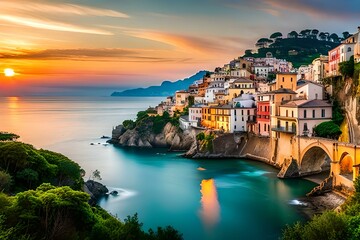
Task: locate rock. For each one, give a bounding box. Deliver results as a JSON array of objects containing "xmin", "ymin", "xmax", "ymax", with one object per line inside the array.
[
  {"xmin": 111, "ymin": 125, "xmax": 125, "ymax": 141},
  {"xmin": 83, "ymin": 180, "xmax": 108, "ymax": 205},
  {"xmin": 111, "ymin": 121, "xmax": 195, "ymax": 151},
  {"xmin": 110, "ymin": 190, "xmax": 118, "ymax": 196}
]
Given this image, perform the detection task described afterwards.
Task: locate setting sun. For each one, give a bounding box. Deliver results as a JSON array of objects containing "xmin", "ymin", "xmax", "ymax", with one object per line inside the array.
[{"xmin": 4, "ymin": 68, "xmax": 15, "ymax": 77}]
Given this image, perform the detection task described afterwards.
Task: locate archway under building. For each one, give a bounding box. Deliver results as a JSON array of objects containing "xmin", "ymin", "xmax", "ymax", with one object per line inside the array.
[
  {"xmin": 299, "ymin": 146, "xmax": 331, "ymax": 178},
  {"xmin": 339, "ymin": 152, "xmax": 354, "ymax": 181}
]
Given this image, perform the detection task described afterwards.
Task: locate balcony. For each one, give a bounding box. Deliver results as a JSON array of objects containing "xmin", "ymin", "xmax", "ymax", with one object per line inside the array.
[{"xmin": 271, "ymin": 125, "xmax": 296, "ymax": 134}]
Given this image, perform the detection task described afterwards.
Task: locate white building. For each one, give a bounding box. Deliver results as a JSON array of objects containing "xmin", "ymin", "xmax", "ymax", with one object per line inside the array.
[
  {"xmin": 189, "ymin": 105, "xmax": 203, "ymax": 127},
  {"xmin": 179, "ymin": 115, "xmax": 192, "ymax": 130},
  {"xmin": 279, "ymin": 99, "xmax": 332, "ymax": 136},
  {"xmin": 296, "ymin": 80, "xmax": 324, "ymax": 100},
  {"xmin": 230, "ymin": 94, "xmax": 256, "ymax": 133},
  {"xmin": 254, "ymin": 65, "xmax": 273, "ymax": 78}
]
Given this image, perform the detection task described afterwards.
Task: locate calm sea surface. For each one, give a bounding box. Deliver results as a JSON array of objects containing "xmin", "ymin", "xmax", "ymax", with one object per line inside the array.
[{"xmin": 0, "ymin": 96, "xmax": 316, "ymax": 240}]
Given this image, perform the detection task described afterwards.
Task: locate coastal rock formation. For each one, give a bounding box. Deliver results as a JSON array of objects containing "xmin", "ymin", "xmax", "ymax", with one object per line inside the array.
[
  {"xmin": 111, "ymin": 122, "xmax": 195, "ymax": 151},
  {"xmin": 83, "ymin": 180, "xmax": 109, "ymax": 204}
]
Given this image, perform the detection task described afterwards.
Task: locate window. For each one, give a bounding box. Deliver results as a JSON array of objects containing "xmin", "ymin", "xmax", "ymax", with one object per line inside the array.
[
  {"xmin": 321, "ymin": 109, "xmax": 325, "ymax": 117},
  {"xmin": 291, "ymin": 77, "xmax": 293, "ymax": 82},
  {"xmin": 348, "ymin": 47, "xmax": 352, "ymax": 52},
  {"xmin": 304, "ymin": 110, "xmax": 307, "ymax": 118},
  {"xmin": 286, "ymin": 110, "xmax": 288, "ymax": 117},
  {"xmin": 282, "ymin": 77, "xmax": 284, "ymax": 82},
  {"xmin": 247, "ymin": 110, "xmax": 250, "ymax": 115},
  {"xmin": 264, "ymin": 124, "xmax": 266, "ymax": 131},
  {"xmin": 312, "ymin": 110, "xmax": 315, "ymax": 118},
  {"xmin": 292, "ymin": 111, "xmax": 294, "ymax": 117}
]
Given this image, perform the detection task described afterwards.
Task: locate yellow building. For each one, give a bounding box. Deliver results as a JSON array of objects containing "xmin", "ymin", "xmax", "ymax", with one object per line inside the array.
[
  {"xmin": 209, "ymin": 105, "xmax": 231, "ymax": 132},
  {"xmin": 226, "ymin": 78, "xmax": 256, "ymax": 101},
  {"xmin": 175, "ymin": 90, "xmax": 189, "ymax": 111},
  {"xmin": 273, "ymin": 73, "xmax": 297, "ymax": 91}
]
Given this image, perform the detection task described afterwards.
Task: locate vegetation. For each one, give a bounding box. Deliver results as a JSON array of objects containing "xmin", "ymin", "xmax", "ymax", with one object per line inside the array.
[
  {"xmin": 196, "ymin": 132, "xmax": 215, "ymax": 152},
  {"xmin": 314, "ymin": 121, "xmax": 342, "ymax": 139},
  {"xmin": 244, "ymin": 29, "xmax": 342, "ymax": 68},
  {"xmin": 0, "ymin": 141, "xmax": 84, "ymax": 192},
  {"xmin": 281, "ymin": 177, "xmax": 360, "ymax": 240},
  {"xmin": 339, "ymin": 56, "xmax": 355, "ymax": 79},
  {"xmin": 0, "ymin": 135, "xmax": 183, "ymax": 240},
  {"xmin": 0, "ymin": 132, "xmax": 19, "ymax": 141}
]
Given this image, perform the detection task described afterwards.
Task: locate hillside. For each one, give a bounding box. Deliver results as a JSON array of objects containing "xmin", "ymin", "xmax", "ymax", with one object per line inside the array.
[
  {"xmin": 111, "ymin": 71, "xmax": 207, "ymax": 97},
  {"xmin": 244, "ymin": 35, "xmax": 341, "ymax": 68}
]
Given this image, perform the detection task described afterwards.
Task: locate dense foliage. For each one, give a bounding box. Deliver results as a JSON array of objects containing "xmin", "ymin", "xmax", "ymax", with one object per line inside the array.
[
  {"xmin": 314, "ymin": 121, "xmax": 342, "ymax": 139},
  {"xmin": 0, "ymin": 136, "xmax": 183, "ymax": 240},
  {"xmin": 196, "ymin": 132, "xmax": 215, "ymax": 152},
  {"xmin": 0, "ymin": 141, "xmax": 84, "ymax": 192},
  {"xmin": 0, "ymin": 184, "xmax": 182, "ymax": 240},
  {"xmin": 244, "ymin": 29, "xmax": 340, "ymax": 68},
  {"xmin": 339, "ymin": 56, "xmax": 355, "ymax": 79},
  {"xmin": 0, "ymin": 132, "xmax": 19, "ymax": 141},
  {"xmin": 282, "ymin": 177, "xmax": 360, "ymax": 240}
]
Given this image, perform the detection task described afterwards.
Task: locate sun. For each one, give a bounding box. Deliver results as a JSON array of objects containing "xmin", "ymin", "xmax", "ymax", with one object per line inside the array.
[{"xmin": 4, "ymin": 68, "xmax": 15, "ymax": 77}]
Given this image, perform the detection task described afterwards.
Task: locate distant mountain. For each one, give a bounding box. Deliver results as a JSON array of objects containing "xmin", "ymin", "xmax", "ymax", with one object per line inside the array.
[{"xmin": 111, "ymin": 71, "xmax": 207, "ymax": 97}]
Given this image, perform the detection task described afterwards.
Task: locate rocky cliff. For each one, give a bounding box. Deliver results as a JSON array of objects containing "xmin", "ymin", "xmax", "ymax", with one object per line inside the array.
[
  {"xmin": 83, "ymin": 180, "xmax": 108, "ymax": 205},
  {"xmin": 110, "ymin": 122, "xmax": 195, "ymax": 151}
]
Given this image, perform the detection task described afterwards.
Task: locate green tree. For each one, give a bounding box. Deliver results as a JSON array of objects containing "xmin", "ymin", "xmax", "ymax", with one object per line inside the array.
[
  {"xmin": 339, "ymin": 55, "xmax": 355, "ymax": 78},
  {"xmin": 270, "ymin": 32, "xmax": 282, "ymax": 39},
  {"xmin": 287, "ymin": 31, "xmax": 298, "ymax": 38},
  {"xmin": 91, "ymin": 169, "xmax": 102, "ymax": 181},
  {"xmin": 314, "ymin": 121, "xmax": 342, "ymax": 139},
  {"xmin": 123, "ymin": 120, "xmax": 136, "ymax": 130},
  {"xmin": 0, "ymin": 132, "xmax": 19, "ymax": 141},
  {"xmin": 0, "ymin": 171, "xmax": 12, "ymax": 192},
  {"xmin": 342, "ymin": 31, "xmax": 351, "ymax": 40}
]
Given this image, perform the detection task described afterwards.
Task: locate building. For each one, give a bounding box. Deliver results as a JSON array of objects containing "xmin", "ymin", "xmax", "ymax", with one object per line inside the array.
[
  {"xmin": 278, "ymin": 99, "xmax": 332, "ymax": 136},
  {"xmin": 296, "ymin": 80, "xmax": 324, "ymax": 100},
  {"xmin": 257, "ymin": 94, "xmax": 271, "ymax": 136},
  {"xmin": 231, "ymin": 95, "xmax": 256, "ymax": 133},
  {"xmin": 179, "ymin": 115, "xmax": 192, "ymax": 130},
  {"xmin": 272, "ymin": 73, "xmax": 297, "ymax": 91},
  {"xmin": 174, "ymin": 90, "xmax": 190, "ymax": 111},
  {"xmin": 311, "ymin": 55, "xmax": 329, "ymax": 82},
  {"xmin": 328, "ymin": 42, "xmax": 355, "ymax": 76},
  {"xmin": 226, "ymin": 78, "xmax": 256, "ymax": 100},
  {"xmin": 209, "ymin": 105, "xmax": 231, "ymax": 132},
  {"xmin": 189, "ymin": 105, "xmax": 203, "ymax": 127}
]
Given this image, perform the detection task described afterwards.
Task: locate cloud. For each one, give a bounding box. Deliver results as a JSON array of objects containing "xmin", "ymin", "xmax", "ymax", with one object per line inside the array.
[
  {"xmin": 123, "ymin": 28, "xmax": 248, "ymax": 54},
  {"xmin": 1, "ymin": 1, "xmax": 129, "ymax": 18},
  {"xmin": 0, "ymin": 48, "xmax": 192, "ymax": 63},
  {"xmin": 221, "ymin": 0, "xmax": 360, "ymax": 20},
  {"xmin": 0, "ymin": 1, "xmax": 130, "ymax": 35},
  {"xmin": 0, "ymin": 15, "xmax": 113, "ymax": 35}
]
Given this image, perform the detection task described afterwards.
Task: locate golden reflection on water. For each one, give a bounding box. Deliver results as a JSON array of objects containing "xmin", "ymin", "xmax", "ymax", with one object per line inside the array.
[
  {"xmin": 7, "ymin": 96, "xmax": 19, "ymax": 109},
  {"xmin": 200, "ymin": 179, "xmax": 220, "ymax": 228}
]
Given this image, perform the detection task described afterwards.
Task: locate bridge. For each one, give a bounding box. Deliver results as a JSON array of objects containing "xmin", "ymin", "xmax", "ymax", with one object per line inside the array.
[{"xmin": 274, "ymin": 136, "xmax": 360, "ymax": 190}]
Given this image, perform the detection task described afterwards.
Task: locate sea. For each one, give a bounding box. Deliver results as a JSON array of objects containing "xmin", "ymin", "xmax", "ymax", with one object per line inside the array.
[{"xmin": 0, "ymin": 96, "xmax": 317, "ymax": 240}]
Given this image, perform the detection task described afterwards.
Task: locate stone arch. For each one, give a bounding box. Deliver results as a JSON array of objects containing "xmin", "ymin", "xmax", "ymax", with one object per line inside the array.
[
  {"xmin": 299, "ymin": 143, "xmax": 332, "ymax": 175},
  {"xmin": 339, "ymin": 152, "xmax": 354, "ymax": 180}
]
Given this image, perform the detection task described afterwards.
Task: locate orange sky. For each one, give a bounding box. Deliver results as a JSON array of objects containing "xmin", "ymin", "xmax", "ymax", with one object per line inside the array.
[{"xmin": 0, "ymin": 0, "xmax": 359, "ymax": 96}]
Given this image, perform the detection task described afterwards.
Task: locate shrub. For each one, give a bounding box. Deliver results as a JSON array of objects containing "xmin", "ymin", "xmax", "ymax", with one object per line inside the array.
[
  {"xmin": 314, "ymin": 121, "xmax": 342, "ymax": 139},
  {"xmin": 123, "ymin": 120, "xmax": 135, "ymax": 130}
]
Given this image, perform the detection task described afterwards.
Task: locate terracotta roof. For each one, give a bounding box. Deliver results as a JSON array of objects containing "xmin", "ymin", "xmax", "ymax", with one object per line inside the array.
[
  {"xmin": 281, "ymin": 99, "xmax": 332, "ymax": 108},
  {"xmin": 268, "ymin": 88, "xmax": 297, "ymax": 94}
]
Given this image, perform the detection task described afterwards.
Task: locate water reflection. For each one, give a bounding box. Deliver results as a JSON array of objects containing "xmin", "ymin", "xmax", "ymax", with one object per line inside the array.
[{"xmin": 200, "ymin": 179, "xmax": 220, "ymax": 229}]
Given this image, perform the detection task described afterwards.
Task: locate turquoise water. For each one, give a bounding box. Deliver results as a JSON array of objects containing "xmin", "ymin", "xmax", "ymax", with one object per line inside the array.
[{"xmin": 0, "ymin": 96, "xmax": 316, "ymax": 240}]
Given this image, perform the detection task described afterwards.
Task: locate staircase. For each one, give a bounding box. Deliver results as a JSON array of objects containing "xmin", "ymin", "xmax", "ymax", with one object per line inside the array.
[{"xmin": 306, "ymin": 174, "xmax": 333, "ymax": 197}]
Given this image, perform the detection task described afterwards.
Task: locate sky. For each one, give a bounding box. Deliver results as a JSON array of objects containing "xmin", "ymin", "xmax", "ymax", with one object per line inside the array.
[{"xmin": 0, "ymin": 0, "xmax": 359, "ymax": 96}]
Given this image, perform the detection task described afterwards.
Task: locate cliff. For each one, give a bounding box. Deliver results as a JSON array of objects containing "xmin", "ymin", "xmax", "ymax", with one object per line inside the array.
[
  {"xmin": 185, "ymin": 132, "xmax": 272, "ymax": 163},
  {"xmin": 110, "ymin": 122, "xmax": 195, "ymax": 151}
]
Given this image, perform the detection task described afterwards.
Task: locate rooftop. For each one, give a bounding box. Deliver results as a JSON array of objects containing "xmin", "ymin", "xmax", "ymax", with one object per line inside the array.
[
  {"xmin": 268, "ymin": 88, "xmax": 297, "ymax": 94},
  {"xmin": 281, "ymin": 99, "xmax": 332, "ymax": 108}
]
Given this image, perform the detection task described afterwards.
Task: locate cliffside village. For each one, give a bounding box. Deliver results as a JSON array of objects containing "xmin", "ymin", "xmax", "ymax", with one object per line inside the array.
[{"xmin": 153, "ymin": 27, "xmax": 360, "ymax": 139}]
